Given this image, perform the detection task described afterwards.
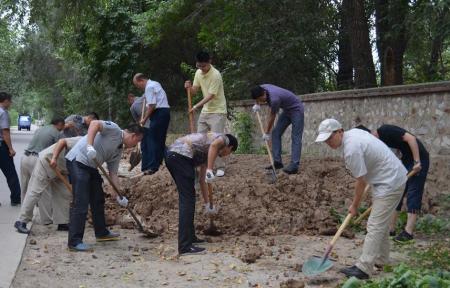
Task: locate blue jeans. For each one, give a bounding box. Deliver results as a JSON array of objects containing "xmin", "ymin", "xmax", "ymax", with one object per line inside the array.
[
  {"xmin": 147, "ymin": 108, "xmax": 170, "ymax": 171},
  {"xmin": 165, "ymin": 151, "xmax": 197, "ymax": 253},
  {"xmin": 68, "ymin": 160, "xmax": 109, "ymax": 247},
  {"xmin": 141, "ymin": 128, "xmax": 151, "ymax": 171},
  {"xmin": 0, "ymin": 141, "xmax": 21, "ymax": 203},
  {"xmin": 271, "ymin": 111, "xmax": 304, "ymax": 168}
]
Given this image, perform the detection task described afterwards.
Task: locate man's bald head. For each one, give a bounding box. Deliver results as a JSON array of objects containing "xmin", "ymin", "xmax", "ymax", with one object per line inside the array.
[{"xmin": 133, "ymin": 73, "xmax": 148, "ymax": 90}]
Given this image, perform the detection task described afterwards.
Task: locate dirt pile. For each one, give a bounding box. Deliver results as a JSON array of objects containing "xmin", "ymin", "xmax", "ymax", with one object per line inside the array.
[{"xmin": 105, "ymin": 154, "xmax": 443, "ymax": 238}]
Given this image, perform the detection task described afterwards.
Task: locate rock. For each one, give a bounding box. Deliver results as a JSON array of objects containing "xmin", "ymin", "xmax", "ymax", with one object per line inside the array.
[
  {"xmin": 29, "ymin": 239, "xmax": 37, "ymax": 245},
  {"xmin": 239, "ymin": 247, "xmax": 263, "ymax": 264},
  {"xmin": 92, "ymin": 254, "xmax": 98, "ymax": 259},
  {"xmin": 280, "ymin": 279, "xmax": 305, "ymax": 288}
]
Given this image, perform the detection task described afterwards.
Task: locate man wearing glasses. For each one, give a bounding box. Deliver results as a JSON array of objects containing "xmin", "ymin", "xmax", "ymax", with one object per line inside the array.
[{"xmin": 184, "ymin": 51, "xmax": 227, "ymax": 177}]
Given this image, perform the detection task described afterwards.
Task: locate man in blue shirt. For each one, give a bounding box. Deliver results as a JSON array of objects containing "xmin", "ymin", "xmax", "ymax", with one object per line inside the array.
[{"xmin": 251, "ymin": 84, "xmax": 304, "ymax": 174}]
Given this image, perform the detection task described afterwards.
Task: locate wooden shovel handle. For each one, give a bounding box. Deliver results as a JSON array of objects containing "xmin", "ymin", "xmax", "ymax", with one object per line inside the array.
[
  {"xmin": 207, "ymin": 183, "xmax": 214, "ymax": 209},
  {"xmin": 255, "ymin": 111, "xmax": 275, "ymax": 168},
  {"xmin": 45, "ymin": 157, "xmax": 72, "ymax": 192},
  {"xmin": 187, "ymin": 88, "xmax": 195, "ymax": 133},
  {"xmin": 330, "ymin": 213, "xmax": 353, "ymax": 246}
]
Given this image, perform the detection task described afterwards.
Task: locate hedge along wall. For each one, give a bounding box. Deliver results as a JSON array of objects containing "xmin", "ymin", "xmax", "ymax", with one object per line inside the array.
[{"xmin": 167, "ymin": 81, "xmax": 450, "ymax": 210}]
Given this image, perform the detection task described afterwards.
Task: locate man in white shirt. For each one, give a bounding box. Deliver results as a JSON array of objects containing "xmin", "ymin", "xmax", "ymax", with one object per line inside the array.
[
  {"xmin": 133, "ymin": 73, "xmax": 170, "ymax": 175},
  {"xmin": 315, "ymin": 119, "xmax": 407, "ymax": 279}
]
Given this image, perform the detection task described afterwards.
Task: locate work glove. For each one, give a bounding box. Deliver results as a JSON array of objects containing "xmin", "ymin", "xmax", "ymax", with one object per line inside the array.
[
  {"xmin": 204, "ymin": 203, "xmax": 218, "ymax": 215},
  {"xmin": 205, "ymin": 169, "xmax": 215, "ymax": 183},
  {"xmin": 116, "ymin": 196, "xmax": 129, "ymax": 207},
  {"xmin": 262, "ymin": 133, "xmax": 271, "ymax": 141},
  {"xmin": 252, "ymin": 104, "xmax": 261, "ymax": 113},
  {"xmin": 86, "ymin": 145, "xmax": 97, "ymax": 161}
]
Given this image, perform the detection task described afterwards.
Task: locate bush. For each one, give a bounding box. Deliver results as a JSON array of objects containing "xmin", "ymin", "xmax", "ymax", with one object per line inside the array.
[{"xmin": 232, "ymin": 112, "xmax": 254, "ymax": 154}]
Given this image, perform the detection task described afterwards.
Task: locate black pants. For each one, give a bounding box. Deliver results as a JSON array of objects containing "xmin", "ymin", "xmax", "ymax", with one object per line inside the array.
[
  {"xmin": 0, "ymin": 141, "xmax": 21, "ymax": 203},
  {"xmin": 148, "ymin": 108, "xmax": 170, "ymax": 171},
  {"xmin": 68, "ymin": 160, "xmax": 108, "ymax": 247},
  {"xmin": 165, "ymin": 151, "xmax": 196, "ymax": 253}
]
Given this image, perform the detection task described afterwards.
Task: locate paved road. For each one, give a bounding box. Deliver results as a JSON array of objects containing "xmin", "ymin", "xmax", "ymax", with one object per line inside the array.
[{"xmin": 0, "ymin": 127, "xmax": 34, "ymax": 288}]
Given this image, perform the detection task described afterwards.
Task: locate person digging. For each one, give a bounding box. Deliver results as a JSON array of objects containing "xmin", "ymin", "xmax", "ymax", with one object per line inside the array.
[
  {"xmin": 315, "ymin": 119, "xmax": 407, "ymax": 279},
  {"xmin": 165, "ymin": 132, "xmax": 238, "ymax": 255},
  {"xmin": 65, "ymin": 120, "xmax": 144, "ymax": 252},
  {"xmin": 251, "ymin": 84, "xmax": 304, "ymax": 174},
  {"xmin": 355, "ymin": 124, "xmax": 429, "ymax": 244}
]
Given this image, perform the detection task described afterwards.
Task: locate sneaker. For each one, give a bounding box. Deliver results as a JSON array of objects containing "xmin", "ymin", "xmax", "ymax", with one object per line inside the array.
[
  {"xmin": 340, "ymin": 265, "xmax": 369, "ymax": 280},
  {"xmin": 394, "ymin": 230, "xmax": 414, "ymax": 244},
  {"xmin": 282, "ymin": 163, "xmax": 299, "ymax": 174},
  {"xmin": 179, "ymin": 246, "xmax": 206, "ymax": 255},
  {"xmin": 14, "ymin": 221, "xmax": 30, "ymax": 234},
  {"xmin": 216, "ymin": 169, "xmax": 225, "ymax": 177},
  {"xmin": 265, "ymin": 162, "xmax": 283, "ymax": 170},
  {"xmin": 96, "ymin": 231, "xmax": 120, "ymax": 242},
  {"xmin": 57, "ymin": 224, "xmax": 69, "ymax": 231},
  {"xmin": 68, "ymin": 243, "xmax": 94, "ymax": 252}
]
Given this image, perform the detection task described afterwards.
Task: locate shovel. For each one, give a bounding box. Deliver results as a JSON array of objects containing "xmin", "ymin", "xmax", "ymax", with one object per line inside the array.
[
  {"xmin": 303, "ymin": 213, "xmax": 353, "ymax": 276},
  {"xmin": 255, "ymin": 110, "xmax": 277, "ymax": 183},
  {"xmin": 93, "ymin": 158, "xmax": 158, "ymax": 238},
  {"xmin": 129, "ymin": 98, "xmax": 147, "ymax": 171},
  {"xmin": 203, "ymin": 183, "xmax": 222, "ymax": 236}
]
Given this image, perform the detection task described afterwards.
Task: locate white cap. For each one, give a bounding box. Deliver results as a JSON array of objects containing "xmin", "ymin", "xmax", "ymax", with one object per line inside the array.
[{"xmin": 315, "ymin": 119, "xmax": 342, "ymax": 142}]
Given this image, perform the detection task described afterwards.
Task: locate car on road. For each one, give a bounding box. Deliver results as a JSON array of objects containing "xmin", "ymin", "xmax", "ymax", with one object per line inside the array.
[{"xmin": 18, "ymin": 115, "xmax": 32, "ymax": 131}]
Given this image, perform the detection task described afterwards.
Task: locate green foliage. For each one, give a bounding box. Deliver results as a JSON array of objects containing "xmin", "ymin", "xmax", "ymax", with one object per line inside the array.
[
  {"xmin": 232, "ymin": 112, "xmax": 254, "ymax": 154},
  {"xmin": 416, "ymin": 214, "xmax": 450, "ymax": 235}
]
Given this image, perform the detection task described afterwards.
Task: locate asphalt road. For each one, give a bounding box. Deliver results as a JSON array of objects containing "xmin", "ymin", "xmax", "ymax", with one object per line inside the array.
[{"xmin": 0, "ymin": 127, "xmax": 34, "ymax": 288}]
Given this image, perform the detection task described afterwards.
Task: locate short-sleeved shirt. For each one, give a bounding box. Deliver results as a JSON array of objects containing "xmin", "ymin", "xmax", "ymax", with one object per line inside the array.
[
  {"xmin": 0, "ymin": 106, "xmax": 10, "ymax": 141},
  {"xmin": 342, "ymin": 128, "xmax": 407, "ymax": 198},
  {"xmin": 40, "ymin": 136, "xmax": 81, "ymax": 177},
  {"xmin": 261, "ymin": 84, "xmax": 304, "ymax": 116},
  {"xmin": 130, "ymin": 96, "xmax": 150, "ymax": 128},
  {"xmin": 144, "ymin": 80, "xmax": 170, "ymax": 109},
  {"xmin": 26, "ymin": 125, "xmax": 61, "ymax": 153},
  {"xmin": 193, "ymin": 65, "xmax": 227, "ymax": 114},
  {"xmin": 376, "ymin": 124, "xmax": 429, "ymax": 164},
  {"xmin": 63, "ymin": 115, "xmax": 88, "ymax": 137},
  {"xmin": 168, "ymin": 132, "xmax": 229, "ymax": 167},
  {"xmin": 66, "ymin": 120, "xmax": 123, "ymax": 174}
]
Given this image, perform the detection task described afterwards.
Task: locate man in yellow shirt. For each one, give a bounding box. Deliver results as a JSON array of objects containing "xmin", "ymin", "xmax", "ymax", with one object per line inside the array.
[{"xmin": 185, "ymin": 51, "xmax": 227, "ymax": 176}]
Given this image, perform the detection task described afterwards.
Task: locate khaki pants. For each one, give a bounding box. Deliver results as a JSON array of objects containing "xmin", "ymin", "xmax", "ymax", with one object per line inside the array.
[
  {"xmin": 20, "ymin": 154, "xmax": 38, "ymax": 201},
  {"xmin": 356, "ymin": 184, "xmax": 405, "ymax": 275},
  {"xmin": 18, "ymin": 160, "xmax": 72, "ymax": 225},
  {"xmin": 197, "ymin": 113, "xmax": 227, "ymax": 170}
]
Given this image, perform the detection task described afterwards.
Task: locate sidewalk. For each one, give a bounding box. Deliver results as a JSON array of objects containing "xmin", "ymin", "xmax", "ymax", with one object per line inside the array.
[{"xmin": 0, "ymin": 127, "xmax": 33, "ymax": 288}]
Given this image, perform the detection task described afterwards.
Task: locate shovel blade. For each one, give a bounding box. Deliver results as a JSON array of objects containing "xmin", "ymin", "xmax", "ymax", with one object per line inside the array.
[{"xmin": 302, "ymin": 256, "xmax": 334, "ymax": 276}]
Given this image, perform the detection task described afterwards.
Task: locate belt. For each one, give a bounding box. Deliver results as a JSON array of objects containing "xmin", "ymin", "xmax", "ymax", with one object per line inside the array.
[{"xmin": 24, "ymin": 150, "xmax": 39, "ymax": 157}]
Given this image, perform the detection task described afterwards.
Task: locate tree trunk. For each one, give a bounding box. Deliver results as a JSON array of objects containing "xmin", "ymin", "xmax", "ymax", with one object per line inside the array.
[
  {"xmin": 375, "ymin": 0, "xmax": 409, "ymax": 86},
  {"xmin": 427, "ymin": 4, "xmax": 449, "ymax": 81},
  {"xmin": 347, "ymin": 0, "xmax": 377, "ymax": 88},
  {"xmin": 337, "ymin": 0, "xmax": 354, "ymax": 90}
]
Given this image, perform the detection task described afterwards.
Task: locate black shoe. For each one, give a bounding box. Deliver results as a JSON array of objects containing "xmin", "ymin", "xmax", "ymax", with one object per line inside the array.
[
  {"xmin": 340, "ymin": 265, "xmax": 369, "ymax": 280},
  {"xmin": 14, "ymin": 221, "xmax": 30, "ymax": 234},
  {"xmin": 180, "ymin": 246, "xmax": 206, "ymax": 255},
  {"xmin": 57, "ymin": 224, "xmax": 69, "ymax": 231},
  {"xmin": 394, "ymin": 230, "xmax": 414, "ymax": 244},
  {"xmin": 265, "ymin": 162, "xmax": 283, "ymax": 170},
  {"xmin": 193, "ymin": 237, "xmax": 206, "ymax": 244},
  {"xmin": 143, "ymin": 169, "xmax": 158, "ymax": 175},
  {"xmin": 389, "ymin": 230, "xmax": 396, "ymax": 237},
  {"xmin": 282, "ymin": 163, "xmax": 299, "ymax": 174}
]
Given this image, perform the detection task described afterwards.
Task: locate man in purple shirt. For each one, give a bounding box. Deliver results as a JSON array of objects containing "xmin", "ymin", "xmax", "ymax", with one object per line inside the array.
[{"xmin": 251, "ymin": 84, "xmax": 304, "ymax": 174}]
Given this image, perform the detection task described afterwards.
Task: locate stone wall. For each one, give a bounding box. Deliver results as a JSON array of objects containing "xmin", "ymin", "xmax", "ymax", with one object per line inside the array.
[{"xmin": 167, "ymin": 81, "xmax": 450, "ymax": 206}]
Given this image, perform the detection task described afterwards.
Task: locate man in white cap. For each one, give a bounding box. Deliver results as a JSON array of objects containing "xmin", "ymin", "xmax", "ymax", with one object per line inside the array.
[{"xmin": 315, "ymin": 119, "xmax": 407, "ymax": 279}]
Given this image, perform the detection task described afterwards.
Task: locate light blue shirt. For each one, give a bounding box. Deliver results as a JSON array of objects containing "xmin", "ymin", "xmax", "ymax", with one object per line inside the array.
[
  {"xmin": 0, "ymin": 107, "xmax": 10, "ymax": 141},
  {"xmin": 144, "ymin": 80, "xmax": 170, "ymax": 109},
  {"xmin": 66, "ymin": 120, "xmax": 123, "ymax": 174}
]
